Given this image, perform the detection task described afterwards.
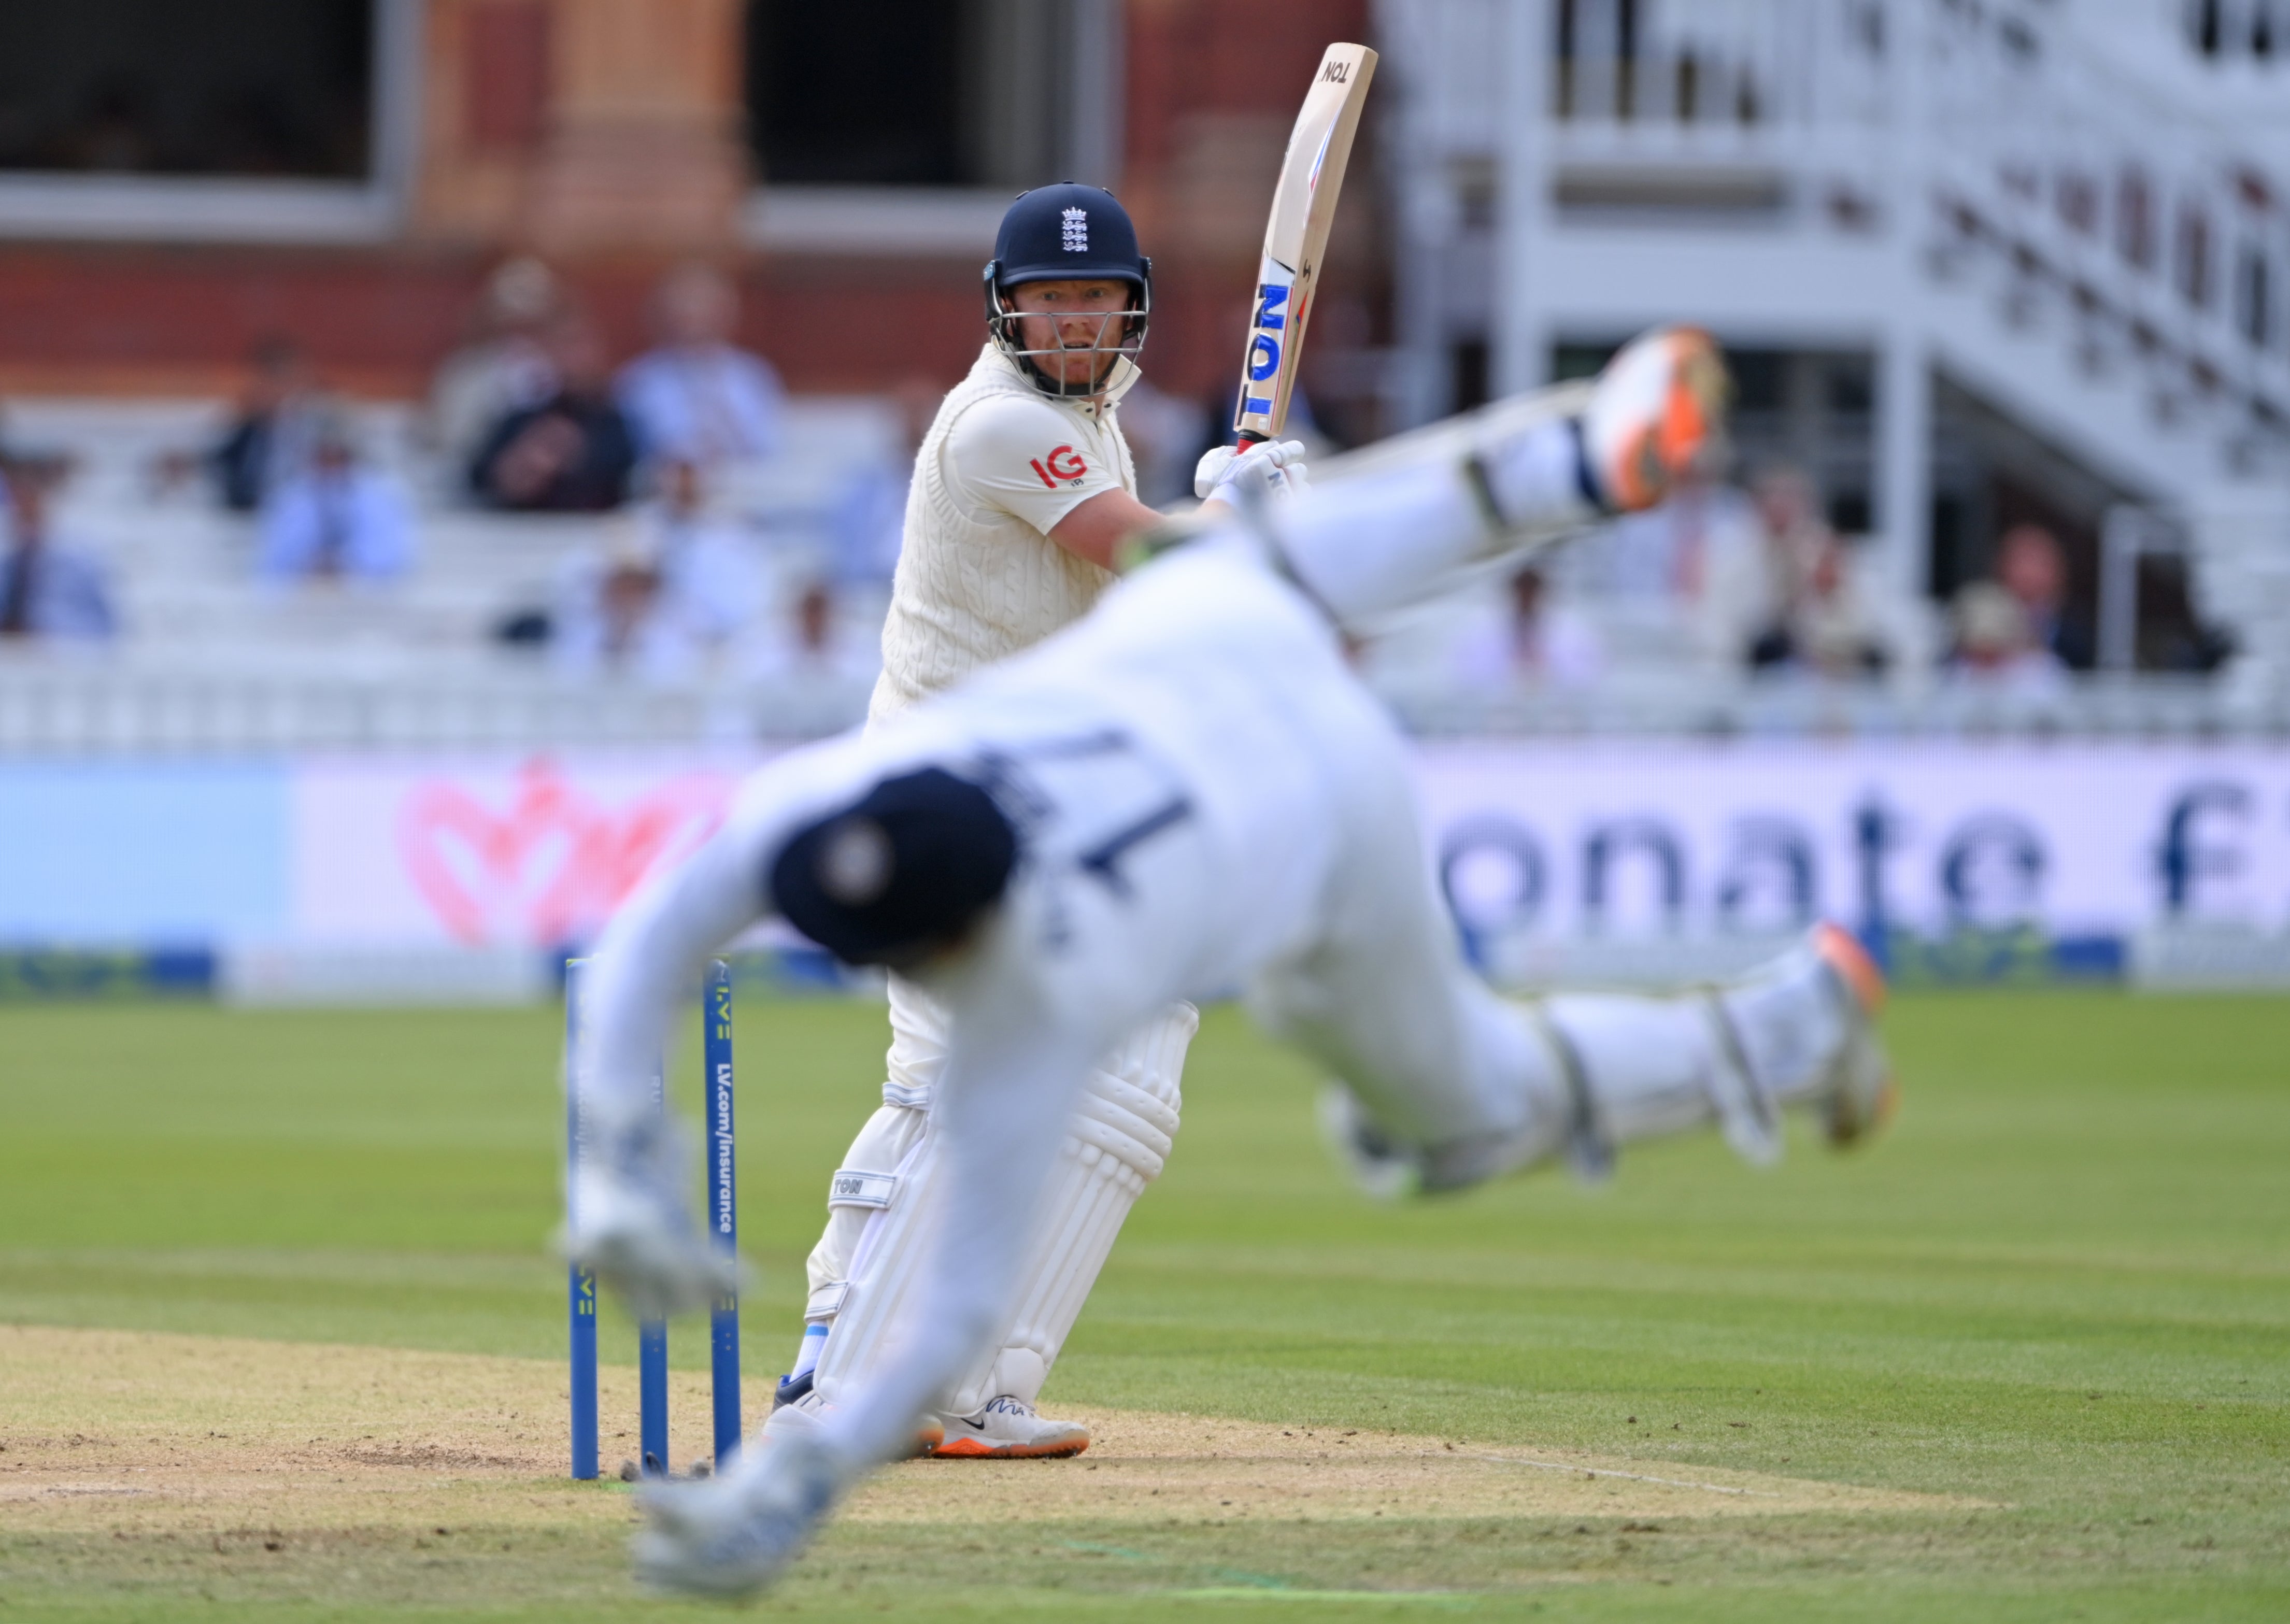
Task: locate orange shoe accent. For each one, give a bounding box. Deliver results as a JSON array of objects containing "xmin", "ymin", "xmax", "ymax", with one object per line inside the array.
[
  {"xmin": 929, "ymin": 1435, "xmax": 1089, "ymax": 1461},
  {"xmin": 1610, "ymin": 329, "xmax": 1728, "ymax": 511},
  {"xmin": 1656, "ymin": 337, "xmax": 1716, "ymax": 470},
  {"xmin": 1021, "ymin": 1437, "xmax": 1089, "ymax": 1459},
  {"xmin": 1813, "ymin": 921, "xmax": 1887, "ymax": 1018}
]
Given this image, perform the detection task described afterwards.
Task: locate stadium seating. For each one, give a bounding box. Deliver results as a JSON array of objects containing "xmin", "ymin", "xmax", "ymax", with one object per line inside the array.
[
  {"xmin": 0, "ymin": 387, "xmax": 2280, "ymax": 753},
  {"xmin": 0, "ymin": 395, "xmax": 893, "ymax": 751}
]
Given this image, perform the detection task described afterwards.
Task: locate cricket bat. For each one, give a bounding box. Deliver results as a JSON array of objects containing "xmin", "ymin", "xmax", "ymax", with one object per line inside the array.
[{"xmin": 1232, "ymin": 41, "xmax": 1378, "ymax": 446}]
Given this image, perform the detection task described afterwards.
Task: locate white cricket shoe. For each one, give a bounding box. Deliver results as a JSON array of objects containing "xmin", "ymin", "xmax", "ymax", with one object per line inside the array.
[
  {"xmin": 1809, "ymin": 922, "xmax": 1899, "ymax": 1148},
  {"xmin": 763, "ymin": 1382, "xmax": 946, "ymax": 1458},
  {"xmin": 1582, "ymin": 325, "xmax": 1729, "ymax": 512},
  {"xmin": 560, "ymin": 1117, "xmax": 743, "ymax": 1322},
  {"xmin": 932, "ymin": 1394, "xmax": 1090, "ymax": 1459},
  {"xmin": 635, "ymin": 1433, "xmax": 845, "ymax": 1598}
]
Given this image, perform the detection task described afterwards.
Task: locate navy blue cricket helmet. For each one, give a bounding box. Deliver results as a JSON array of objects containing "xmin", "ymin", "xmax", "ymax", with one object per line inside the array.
[
  {"xmin": 767, "ymin": 767, "xmax": 1019, "ymax": 969},
  {"xmin": 984, "ymin": 182, "xmax": 1153, "ymax": 398}
]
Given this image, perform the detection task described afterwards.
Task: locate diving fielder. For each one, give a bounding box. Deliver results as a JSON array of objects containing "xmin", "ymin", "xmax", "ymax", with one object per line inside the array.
[
  {"xmin": 776, "ymin": 183, "xmax": 1306, "ymax": 1460},
  {"xmin": 566, "ymin": 328, "xmax": 1898, "ymax": 1595}
]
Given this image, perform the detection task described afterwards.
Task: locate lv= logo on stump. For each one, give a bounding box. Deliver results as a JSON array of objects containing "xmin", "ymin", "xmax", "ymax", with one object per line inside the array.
[{"xmin": 565, "ymin": 957, "xmax": 742, "ymax": 1483}]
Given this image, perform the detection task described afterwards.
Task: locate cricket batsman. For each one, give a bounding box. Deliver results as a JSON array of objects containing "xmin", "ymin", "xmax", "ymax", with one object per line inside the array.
[
  {"xmin": 565, "ymin": 327, "xmax": 1898, "ymax": 1595},
  {"xmin": 771, "ymin": 182, "xmax": 1310, "ymax": 1460}
]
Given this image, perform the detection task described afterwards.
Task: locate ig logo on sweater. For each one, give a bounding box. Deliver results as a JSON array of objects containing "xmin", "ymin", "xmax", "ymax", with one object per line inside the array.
[{"xmin": 1030, "ymin": 445, "xmax": 1089, "ymax": 488}]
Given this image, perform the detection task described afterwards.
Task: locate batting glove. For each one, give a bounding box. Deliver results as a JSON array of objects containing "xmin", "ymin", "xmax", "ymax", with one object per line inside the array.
[{"xmin": 1194, "ymin": 438, "xmax": 1311, "ymax": 503}]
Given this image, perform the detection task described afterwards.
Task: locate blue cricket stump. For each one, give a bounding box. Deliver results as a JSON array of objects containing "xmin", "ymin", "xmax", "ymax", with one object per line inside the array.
[
  {"xmin": 565, "ymin": 957, "xmax": 741, "ymax": 1480},
  {"xmin": 565, "ymin": 962, "xmax": 599, "ymax": 1481},
  {"xmin": 704, "ymin": 960, "xmax": 742, "ymax": 1466}
]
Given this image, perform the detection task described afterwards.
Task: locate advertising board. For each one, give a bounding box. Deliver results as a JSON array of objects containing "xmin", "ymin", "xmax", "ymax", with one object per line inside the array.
[{"xmin": 4, "ymin": 742, "xmax": 2286, "ymax": 994}]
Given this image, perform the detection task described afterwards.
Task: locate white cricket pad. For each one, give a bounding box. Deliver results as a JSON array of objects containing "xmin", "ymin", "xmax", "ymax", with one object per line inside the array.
[
  {"xmin": 829, "ymin": 1169, "xmax": 898, "ymax": 1210},
  {"xmin": 812, "ymin": 1003, "xmax": 1198, "ymax": 1415},
  {"xmin": 800, "ymin": 1100, "xmax": 930, "ymax": 1340}
]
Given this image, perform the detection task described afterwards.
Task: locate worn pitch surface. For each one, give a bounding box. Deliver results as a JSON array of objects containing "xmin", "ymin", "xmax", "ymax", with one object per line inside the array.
[{"xmin": 2, "ymin": 1325, "xmax": 1957, "ymax": 1534}]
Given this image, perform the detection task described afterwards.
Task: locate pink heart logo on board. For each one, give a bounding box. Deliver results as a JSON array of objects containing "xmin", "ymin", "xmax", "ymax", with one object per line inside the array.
[{"xmin": 395, "ymin": 758, "xmax": 732, "ymax": 946}]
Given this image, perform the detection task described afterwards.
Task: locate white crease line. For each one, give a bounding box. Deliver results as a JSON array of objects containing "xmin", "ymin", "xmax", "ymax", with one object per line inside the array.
[{"xmin": 1441, "ymin": 1451, "xmax": 1783, "ymax": 1498}]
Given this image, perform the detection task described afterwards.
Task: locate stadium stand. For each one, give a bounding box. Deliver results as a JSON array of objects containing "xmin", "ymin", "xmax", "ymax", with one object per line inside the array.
[
  {"xmin": 0, "ymin": 395, "xmax": 893, "ymax": 751},
  {"xmin": 0, "ymin": 378, "xmax": 2275, "ymax": 753}
]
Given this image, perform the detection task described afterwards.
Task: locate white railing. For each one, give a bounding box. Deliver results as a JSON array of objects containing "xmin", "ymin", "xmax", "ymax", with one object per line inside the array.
[
  {"xmin": 1533, "ymin": 3, "xmax": 2290, "ymax": 424},
  {"xmin": 1546, "ymin": 0, "xmax": 1897, "ymax": 211},
  {"xmin": 1382, "ymin": 668, "xmax": 2264, "ymax": 737},
  {"xmin": 1552, "ymin": 0, "xmax": 1893, "ymax": 147},
  {"xmin": 1925, "ymin": 1, "xmax": 2290, "ymax": 440},
  {"xmin": 1, "ymin": 645, "xmax": 2278, "ymax": 753},
  {"xmin": 2181, "ymin": 0, "xmax": 2290, "ymax": 62},
  {"xmin": 0, "ymin": 657, "xmax": 875, "ymax": 754}
]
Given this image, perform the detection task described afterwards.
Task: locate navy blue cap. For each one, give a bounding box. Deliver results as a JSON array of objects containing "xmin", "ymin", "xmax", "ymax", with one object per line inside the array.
[
  {"xmin": 768, "ymin": 768, "xmax": 1018, "ymax": 967},
  {"xmin": 992, "ymin": 182, "xmax": 1147, "ymax": 289}
]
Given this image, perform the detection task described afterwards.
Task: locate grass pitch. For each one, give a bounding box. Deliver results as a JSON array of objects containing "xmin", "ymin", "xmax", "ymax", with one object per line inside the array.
[{"xmin": 0, "ymin": 989, "xmax": 2284, "ymax": 1620}]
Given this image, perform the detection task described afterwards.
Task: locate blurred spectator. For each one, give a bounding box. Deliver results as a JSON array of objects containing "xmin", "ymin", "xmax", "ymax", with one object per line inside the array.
[
  {"xmin": 642, "ymin": 458, "xmax": 765, "ymax": 644},
  {"xmin": 1741, "ymin": 466, "xmax": 1834, "ymax": 668},
  {"xmin": 827, "ymin": 376, "xmax": 938, "ymax": 585},
  {"xmin": 1946, "ymin": 581, "xmax": 2070, "ymax": 695},
  {"xmin": 548, "ymin": 465, "xmax": 763, "ymax": 678},
  {"xmin": 1764, "ymin": 530, "xmax": 1895, "ymax": 678},
  {"xmin": 1735, "ymin": 467, "xmax": 1917, "ymax": 678},
  {"xmin": 471, "ymin": 315, "xmax": 638, "ymax": 512},
  {"xmin": 1452, "ymin": 564, "xmax": 1604, "ymax": 690},
  {"xmin": 428, "ymin": 257, "xmax": 564, "ymax": 482},
  {"xmin": 0, "ymin": 462, "xmax": 115, "ymax": 643},
  {"xmin": 553, "ymin": 538, "xmax": 682, "ymax": 678},
  {"xmin": 257, "ymin": 414, "xmax": 415, "ymax": 584},
  {"xmin": 747, "ymin": 576, "xmax": 879, "ymax": 688},
  {"xmin": 617, "ymin": 263, "xmax": 786, "ymax": 468},
  {"xmin": 208, "ymin": 338, "xmax": 324, "ymax": 512},
  {"xmin": 1996, "ymin": 523, "xmax": 2095, "ymax": 669},
  {"xmin": 0, "ymin": 414, "xmax": 78, "ymax": 520},
  {"xmin": 1688, "ymin": 476, "xmax": 1785, "ymax": 668},
  {"xmin": 1577, "ymin": 471, "xmax": 1778, "ymax": 671}
]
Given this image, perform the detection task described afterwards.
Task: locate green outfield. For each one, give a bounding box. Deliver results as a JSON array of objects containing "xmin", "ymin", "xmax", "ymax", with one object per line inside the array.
[{"xmin": 1, "ymin": 988, "xmax": 2284, "ymax": 1621}]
